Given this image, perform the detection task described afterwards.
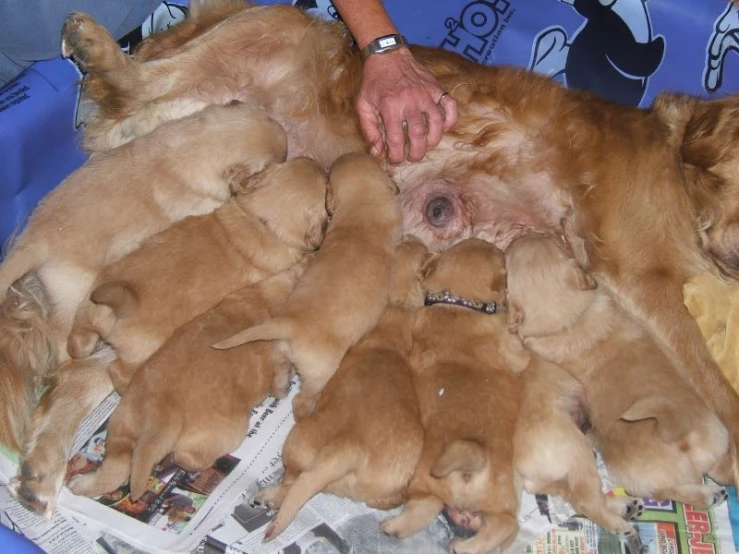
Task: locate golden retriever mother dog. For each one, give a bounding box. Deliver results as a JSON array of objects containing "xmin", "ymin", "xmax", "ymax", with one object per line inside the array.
[{"xmin": 6, "ymin": 0, "xmax": 739, "ymax": 503}]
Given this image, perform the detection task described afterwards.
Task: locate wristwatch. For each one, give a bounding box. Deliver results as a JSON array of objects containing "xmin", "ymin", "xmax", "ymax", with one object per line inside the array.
[{"xmin": 360, "ymin": 34, "xmax": 409, "ymax": 60}]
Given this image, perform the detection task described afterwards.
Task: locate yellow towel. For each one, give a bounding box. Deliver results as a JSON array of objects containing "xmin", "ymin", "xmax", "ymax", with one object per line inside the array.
[{"xmin": 683, "ymin": 272, "xmax": 739, "ymax": 392}]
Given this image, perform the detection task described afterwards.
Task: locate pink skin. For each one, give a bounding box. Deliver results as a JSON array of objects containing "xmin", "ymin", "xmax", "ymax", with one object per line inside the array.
[{"xmin": 357, "ymin": 48, "xmax": 459, "ymax": 164}]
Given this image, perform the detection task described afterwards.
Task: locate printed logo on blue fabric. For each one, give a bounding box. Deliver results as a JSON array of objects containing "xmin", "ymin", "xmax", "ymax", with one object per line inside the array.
[
  {"xmin": 529, "ymin": 0, "xmax": 665, "ymax": 108},
  {"xmin": 441, "ymin": 1, "xmax": 515, "ymax": 65},
  {"xmin": 705, "ymin": 2, "xmax": 739, "ymax": 93}
]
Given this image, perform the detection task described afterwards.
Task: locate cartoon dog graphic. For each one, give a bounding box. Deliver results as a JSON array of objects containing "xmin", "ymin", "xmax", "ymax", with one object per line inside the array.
[
  {"xmin": 529, "ymin": 0, "xmax": 664, "ymax": 107},
  {"xmin": 705, "ymin": 2, "xmax": 739, "ymax": 93}
]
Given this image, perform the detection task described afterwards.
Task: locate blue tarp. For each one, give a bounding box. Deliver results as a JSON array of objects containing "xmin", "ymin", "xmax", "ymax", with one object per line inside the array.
[{"xmin": 2, "ymin": 0, "xmax": 739, "ymax": 248}]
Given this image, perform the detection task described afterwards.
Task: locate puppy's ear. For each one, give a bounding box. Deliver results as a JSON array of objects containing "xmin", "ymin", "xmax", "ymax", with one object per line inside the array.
[
  {"xmin": 225, "ymin": 163, "xmax": 268, "ymax": 194},
  {"xmin": 620, "ymin": 397, "xmax": 692, "ymax": 444},
  {"xmin": 569, "ymin": 263, "xmax": 597, "ymax": 291},
  {"xmin": 303, "ymin": 219, "xmax": 327, "ymax": 250},
  {"xmin": 384, "ymin": 175, "xmax": 400, "ymax": 195},
  {"xmin": 682, "ymin": 98, "xmax": 739, "ymax": 170},
  {"xmin": 430, "ymin": 440, "xmax": 487, "ymax": 479},
  {"xmin": 325, "ymin": 184, "xmax": 336, "ymax": 217},
  {"xmin": 507, "ymin": 301, "xmax": 525, "ymax": 331},
  {"xmin": 419, "ymin": 252, "xmax": 440, "ymax": 281},
  {"xmin": 498, "ymin": 332, "xmax": 530, "ymax": 374}
]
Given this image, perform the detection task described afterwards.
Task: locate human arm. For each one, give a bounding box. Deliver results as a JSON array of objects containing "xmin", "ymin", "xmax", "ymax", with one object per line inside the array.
[{"xmin": 331, "ymin": 0, "xmax": 458, "ymax": 163}]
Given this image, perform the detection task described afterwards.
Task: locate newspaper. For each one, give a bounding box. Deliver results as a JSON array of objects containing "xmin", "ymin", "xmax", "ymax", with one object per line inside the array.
[{"xmin": 0, "ymin": 378, "xmax": 737, "ymax": 554}]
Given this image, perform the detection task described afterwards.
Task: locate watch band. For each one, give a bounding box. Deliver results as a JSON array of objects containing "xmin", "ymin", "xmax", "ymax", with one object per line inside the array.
[{"xmin": 360, "ymin": 34, "xmax": 409, "ymax": 60}]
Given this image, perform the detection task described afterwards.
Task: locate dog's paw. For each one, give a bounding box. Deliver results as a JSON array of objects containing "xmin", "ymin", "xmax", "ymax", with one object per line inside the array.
[
  {"xmin": 711, "ymin": 488, "xmax": 730, "ymax": 508},
  {"xmin": 623, "ymin": 499, "xmax": 645, "ymax": 521},
  {"xmin": 10, "ymin": 441, "xmax": 71, "ymax": 517},
  {"xmin": 61, "ymin": 13, "xmax": 126, "ymax": 73},
  {"xmin": 252, "ymin": 485, "xmax": 286, "ymax": 510}
]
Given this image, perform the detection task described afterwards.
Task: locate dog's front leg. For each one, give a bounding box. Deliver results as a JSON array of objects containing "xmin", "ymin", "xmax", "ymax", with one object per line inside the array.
[
  {"xmin": 611, "ymin": 271, "xmax": 739, "ymax": 484},
  {"xmin": 10, "ymin": 351, "xmax": 115, "ymax": 516}
]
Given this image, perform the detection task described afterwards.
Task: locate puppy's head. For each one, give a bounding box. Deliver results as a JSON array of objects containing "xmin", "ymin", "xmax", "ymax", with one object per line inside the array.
[
  {"xmin": 505, "ymin": 235, "xmax": 597, "ymax": 338},
  {"xmin": 326, "ymin": 152, "xmax": 399, "ymax": 216},
  {"xmin": 238, "ymin": 157, "xmax": 328, "ymax": 250},
  {"xmin": 421, "ymin": 238, "xmax": 506, "ymax": 307},
  {"xmin": 659, "ymin": 93, "xmax": 739, "ymax": 277},
  {"xmin": 388, "ymin": 235, "xmax": 429, "ymax": 308}
]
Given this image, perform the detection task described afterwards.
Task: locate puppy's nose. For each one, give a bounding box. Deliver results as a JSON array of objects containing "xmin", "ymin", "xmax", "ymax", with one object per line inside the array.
[{"xmin": 425, "ymin": 196, "xmax": 455, "ymax": 228}]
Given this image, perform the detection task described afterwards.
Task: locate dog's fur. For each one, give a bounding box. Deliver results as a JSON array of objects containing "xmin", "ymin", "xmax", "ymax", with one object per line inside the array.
[
  {"xmin": 8, "ymin": 0, "xmax": 739, "ymax": 509},
  {"xmin": 66, "ymin": 157, "xmax": 327, "ymax": 391},
  {"xmin": 0, "ymin": 102, "xmax": 286, "ymax": 450},
  {"xmin": 515, "ymin": 354, "xmax": 641, "ymax": 537},
  {"xmin": 506, "ymin": 235, "xmax": 733, "ymax": 507},
  {"xmin": 213, "ymin": 153, "xmax": 402, "ymax": 419},
  {"xmin": 381, "ymin": 238, "xmax": 529, "ymax": 554},
  {"xmin": 65, "ymin": 264, "xmax": 304, "ymax": 502},
  {"xmin": 252, "ymin": 237, "xmax": 428, "ymax": 541}
]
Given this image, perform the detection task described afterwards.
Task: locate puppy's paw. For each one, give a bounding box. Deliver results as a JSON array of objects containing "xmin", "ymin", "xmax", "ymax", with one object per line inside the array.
[
  {"xmin": 253, "ymin": 485, "xmax": 286, "ymax": 510},
  {"xmin": 711, "ymin": 488, "xmax": 730, "ymax": 508},
  {"xmin": 624, "ymin": 499, "xmax": 644, "ymax": 521},
  {"xmin": 66, "ymin": 472, "xmax": 108, "ymax": 498},
  {"xmin": 380, "ymin": 515, "xmax": 414, "ymax": 538},
  {"xmin": 61, "ymin": 13, "xmax": 126, "ymax": 73},
  {"xmin": 11, "ymin": 441, "xmax": 70, "ymax": 517}
]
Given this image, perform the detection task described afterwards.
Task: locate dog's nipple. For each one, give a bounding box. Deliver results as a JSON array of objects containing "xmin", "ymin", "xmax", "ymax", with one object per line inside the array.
[{"xmin": 425, "ymin": 196, "xmax": 455, "ymax": 228}]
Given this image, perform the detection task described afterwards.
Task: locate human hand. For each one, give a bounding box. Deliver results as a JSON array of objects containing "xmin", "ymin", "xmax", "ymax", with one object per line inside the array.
[{"xmin": 356, "ymin": 48, "xmax": 458, "ymax": 164}]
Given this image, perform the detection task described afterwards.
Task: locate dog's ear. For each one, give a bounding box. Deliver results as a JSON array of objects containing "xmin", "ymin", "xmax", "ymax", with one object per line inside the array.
[
  {"xmin": 682, "ymin": 98, "xmax": 739, "ymax": 170},
  {"xmin": 620, "ymin": 397, "xmax": 692, "ymax": 444},
  {"xmin": 325, "ymin": 184, "xmax": 336, "ymax": 217},
  {"xmin": 498, "ymin": 332, "xmax": 530, "ymax": 374},
  {"xmin": 430, "ymin": 439, "xmax": 487, "ymax": 479},
  {"xmin": 225, "ymin": 163, "xmax": 267, "ymax": 194},
  {"xmin": 507, "ymin": 301, "xmax": 525, "ymax": 331},
  {"xmin": 419, "ymin": 252, "xmax": 440, "ymax": 281},
  {"xmin": 568, "ymin": 263, "xmax": 597, "ymax": 291},
  {"xmin": 384, "ymin": 175, "xmax": 400, "ymax": 195}
]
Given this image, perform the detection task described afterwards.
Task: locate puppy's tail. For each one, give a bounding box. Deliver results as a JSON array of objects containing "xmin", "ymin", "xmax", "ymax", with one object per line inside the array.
[
  {"xmin": 0, "ymin": 272, "xmax": 57, "ymax": 451},
  {"xmin": 212, "ymin": 319, "xmax": 293, "ymax": 350},
  {"xmin": 430, "ymin": 439, "xmax": 487, "ymax": 478},
  {"xmin": 129, "ymin": 420, "xmax": 179, "ymax": 502},
  {"xmin": 264, "ymin": 442, "xmax": 363, "ymax": 541}
]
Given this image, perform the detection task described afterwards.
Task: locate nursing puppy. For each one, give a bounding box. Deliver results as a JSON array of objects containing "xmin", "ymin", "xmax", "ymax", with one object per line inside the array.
[
  {"xmin": 381, "ymin": 238, "xmax": 529, "ymax": 554},
  {"xmin": 214, "ymin": 153, "xmax": 402, "ymax": 419},
  {"xmin": 506, "ymin": 235, "xmax": 732, "ymax": 507},
  {"xmin": 66, "ymin": 158, "xmax": 327, "ymax": 391},
  {"xmin": 66, "ymin": 265, "xmax": 304, "ymax": 501},
  {"xmin": 0, "ymin": 103, "xmax": 286, "ymax": 449},
  {"xmin": 515, "ymin": 355, "xmax": 641, "ymax": 538},
  {"xmin": 253, "ymin": 237, "xmax": 428, "ymax": 541}
]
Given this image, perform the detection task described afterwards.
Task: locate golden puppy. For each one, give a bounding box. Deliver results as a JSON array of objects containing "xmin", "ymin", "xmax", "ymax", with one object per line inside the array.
[
  {"xmin": 506, "ymin": 235, "xmax": 733, "ymax": 507},
  {"xmin": 515, "ymin": 355, "xmax": 642, "ymax": 538},
  {"xmin": 253, "ymin": 237, "xmax": 428, "ymax": 541},
  {"xmin": 55, "ymin": 3, "xmax": 739, "ymax": 482},
  {"xmin": 66, "ymin": 157, "xmax": 327, "ymax": 391},
  {"xmin": 66, "ymin": 264, "xmax": 304, "ymax": 501},
  {"xmin": 381, "ymin": 238, "xmax": 529, "ymax": 554},
  {"xmin": 0, "ymin": 102, "xmax": 286, "ymax": 449},
  {"xmin": 214, "ymin": 153, "xmax": 402, "ymax": 419}
]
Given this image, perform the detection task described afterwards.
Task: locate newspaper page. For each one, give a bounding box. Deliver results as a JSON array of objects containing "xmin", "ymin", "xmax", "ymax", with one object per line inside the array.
[{"xmin": 1, "ymin": 377, "xmax": 739, "ymax": 554}]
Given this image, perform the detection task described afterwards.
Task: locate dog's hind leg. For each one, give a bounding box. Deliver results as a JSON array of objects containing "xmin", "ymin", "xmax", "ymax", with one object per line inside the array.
[
  {"xmin": 448, "ymin": 512, "xmax": 519, "ymax": 554},
  {"xmin": 380, "ymin": 493, "xmax": 445, "ymax": 538},
  {"xmin": 10, "ymin": 348, "xmax": 116, "ymax": 516},
  {"xmin": 67, "ymin": 302, "xmax": 116, "ymax": 359}
]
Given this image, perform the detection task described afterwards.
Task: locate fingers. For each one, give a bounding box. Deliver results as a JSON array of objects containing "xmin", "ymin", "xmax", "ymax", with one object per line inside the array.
[
  {"xmin": 439, "ymin": 92, "xmax": 459, "ymax": 131},
  {"xmin": 356, "ymin": 98, "xmax": 385, "ymax": 158}
]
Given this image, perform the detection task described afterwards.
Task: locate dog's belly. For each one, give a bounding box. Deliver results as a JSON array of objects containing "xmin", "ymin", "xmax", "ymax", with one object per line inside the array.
[{"xmin": 397, "ymin": 169, "xmax": 568, "ymax": 252}]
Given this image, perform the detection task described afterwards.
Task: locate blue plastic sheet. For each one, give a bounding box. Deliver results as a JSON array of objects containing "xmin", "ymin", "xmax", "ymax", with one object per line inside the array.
[{"xmin": 2, "ymin": 0, "xmax": 739, "ymax": 248}]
